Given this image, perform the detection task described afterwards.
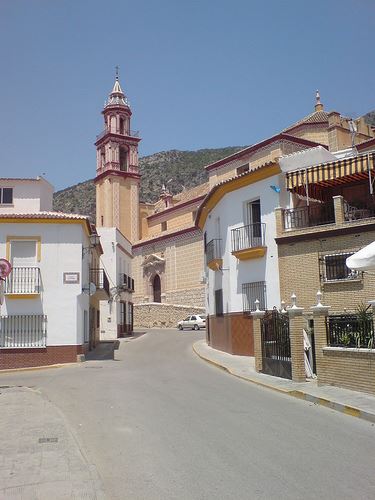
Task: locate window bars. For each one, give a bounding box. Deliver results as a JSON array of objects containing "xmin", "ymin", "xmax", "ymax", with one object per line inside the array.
[{"xmin": 242, "ymin": 281, "xmax": 267, "ymax": 313}]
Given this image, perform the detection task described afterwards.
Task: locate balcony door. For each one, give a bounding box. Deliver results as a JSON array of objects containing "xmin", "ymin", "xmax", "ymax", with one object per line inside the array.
[
  {"xmin": 245, "ymin": 200, "xmax": 262, "ymax": 246},
  {"xmin": 10, "ymin": 240, "xmax": 37, "ymax": 293}
]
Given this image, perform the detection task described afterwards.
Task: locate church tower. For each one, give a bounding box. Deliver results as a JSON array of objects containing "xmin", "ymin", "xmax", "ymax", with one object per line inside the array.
[{"xmin": 95, "ymin": 72, "xmax": 141, "ymax": 243}]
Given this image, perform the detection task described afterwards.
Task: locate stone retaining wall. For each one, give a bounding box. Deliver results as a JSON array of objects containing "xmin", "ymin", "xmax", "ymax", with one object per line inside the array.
[{"xmin": 134, "ymin": 303, "xmax": 205, "ymax": 329}]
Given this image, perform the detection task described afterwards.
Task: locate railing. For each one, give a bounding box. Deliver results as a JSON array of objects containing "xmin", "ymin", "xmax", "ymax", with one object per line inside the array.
[
  {"xmin": 283, "ymin": 201, "xmax": 335, "ymax": 230},
  {"xmin": 96, "ymin": 162, "xmax": 139, "ymax": 176},
  {"xmin": 90, "ymin": 268, "xmax": 110, "ymax": 295},
  {"xmin": 326, "ymin": 313, "xmax": 375, "ymax": 348},
  {"xmin": 5, "ymin": 267, "xmax": 41, "ymax": 294},
  {"xmin": 231, "ymin": 223, "xmax": 265, "ymax": 252},
  {"xmin": 96, "ymin": 129, "xmax": 140, "ymax": 141},
  {"xmin": 206, "ymin": 239, "xmax": 222, "ymax": 265},
  {"xmin": 344, "ymin": 202, "xmax": 375, "ymax": 221},
  {"xmin": 120, "ymin": 274, "xmax": 134, "ymax": 292},
  {"xmin": 0, "ymin": 314, "xmax": 47, "ymax": 348},
  {"xmin": 242, "ymin": 281, "xmax": 267, "ymax": 313}
]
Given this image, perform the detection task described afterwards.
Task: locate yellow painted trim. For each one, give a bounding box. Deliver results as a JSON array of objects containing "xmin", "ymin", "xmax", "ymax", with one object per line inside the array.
[
  {"xmin": 6, "ymin": 293, "xmax": 40, "ymax": 299},
  {"xmin": 207, "ymin": 258, "xmax": 223, "ymax": 271},
  {"xmin": 232, "ymin": 246, "xmax": 267, "ymax": 260},
  {"xmin": 198, "ymin": 163, "xmax": 281, "ymax": 229},
  {"xmin": 0, "ymin": 218, "xmax": 91, "ymax": 236},
  {"xmin": 6, "ymin": 236, "xmax": 42, "ymax": 262}
]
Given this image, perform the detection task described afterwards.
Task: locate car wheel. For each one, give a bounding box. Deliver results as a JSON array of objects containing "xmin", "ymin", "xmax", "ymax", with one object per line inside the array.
[
  {"xmin": 193, "ymin": 324, "xmax": 199, "ymax": 331},
  {"xmin": 178, "ymin": 325, "xmax": 183, "ymax": 330}
]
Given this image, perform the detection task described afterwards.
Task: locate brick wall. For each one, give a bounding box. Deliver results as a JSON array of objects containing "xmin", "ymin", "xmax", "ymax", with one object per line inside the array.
[
  {"xmin": 319, "ymin": 348, "xmax": 375, "ymax": 395},
  {"xmin": 0, "ymin": 345, "xmax": 85, "ymax": 370},
  {"xmin": 208, "ymin": 312, "xmax": 254, "ymax": 356},
  {"xmin": 134, "ymin": 303, "xmax": 205, "ymax": 328},
  {"xmin": 278, "ymin": 228, "xmax": 375, "ymax": 312}
]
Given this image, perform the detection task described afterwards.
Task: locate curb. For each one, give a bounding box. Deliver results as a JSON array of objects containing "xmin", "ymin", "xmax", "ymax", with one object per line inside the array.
[
  {"xmin": 192, "ymin": 343, "xmax": 375, "ymax": 424},
  {"xmin": 0, "ymin": 363, "xmax": 75, "ymax": 375}
]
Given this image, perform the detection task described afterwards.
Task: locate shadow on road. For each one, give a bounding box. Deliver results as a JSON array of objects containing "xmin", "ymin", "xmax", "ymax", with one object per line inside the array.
[{"xmin": 85, "ymin": 341, "xmax": 120, "ymax": 361}]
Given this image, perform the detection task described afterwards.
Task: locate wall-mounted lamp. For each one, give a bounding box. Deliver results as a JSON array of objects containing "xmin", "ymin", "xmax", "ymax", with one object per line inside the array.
[{"xmin": 82, "ymin": 233, "xmax": 101, "ymax": 257}]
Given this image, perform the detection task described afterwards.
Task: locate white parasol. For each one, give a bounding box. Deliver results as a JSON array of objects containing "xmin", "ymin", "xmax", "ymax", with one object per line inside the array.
[{"xmin": 346, "ymin": 241, "xmax": 375, "ymax": 272}]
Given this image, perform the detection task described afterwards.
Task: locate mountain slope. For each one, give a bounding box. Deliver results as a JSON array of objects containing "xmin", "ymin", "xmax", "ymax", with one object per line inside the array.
[{"xmin": 53, "ymin": 146, "xmax": 246, "ymax": 221}]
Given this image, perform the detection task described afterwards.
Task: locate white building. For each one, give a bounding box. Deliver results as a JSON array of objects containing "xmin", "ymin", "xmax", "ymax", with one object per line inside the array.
[
  {"xmin": 97, "ymin": 227, "xmax": 134, "ymax": 339},
  {"xmin": 0, "ymin": 177, "xmax": 109, "ymax": 369}
]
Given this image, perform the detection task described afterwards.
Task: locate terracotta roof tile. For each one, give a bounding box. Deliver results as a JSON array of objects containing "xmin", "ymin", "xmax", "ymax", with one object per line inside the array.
[
  {"xmin": 282, "ymin": 110, "xmax": 329, "ymax": 132},
  {"xmin": 154, "ymin": 182, "xmax": 209, "ymax": 213},
  {"xmin": 0, "ymin": 211, "xmax": 90, "ymax": 221}
]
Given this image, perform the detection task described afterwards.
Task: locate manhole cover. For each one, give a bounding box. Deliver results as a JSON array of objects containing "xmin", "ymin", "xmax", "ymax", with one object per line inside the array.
[{"xmin": 38, "ymin": 437, "xmax": 58, "ymax": 444}]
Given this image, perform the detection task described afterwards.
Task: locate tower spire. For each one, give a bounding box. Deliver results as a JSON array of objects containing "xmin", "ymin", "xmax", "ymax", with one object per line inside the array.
[{"xmin": 315, "ymin": 89, "xmax": 324, "ymax": 112}]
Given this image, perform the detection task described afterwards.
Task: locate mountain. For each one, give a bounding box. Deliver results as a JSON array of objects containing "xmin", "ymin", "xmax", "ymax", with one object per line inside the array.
[
  {"xmin": 364, "ymin": 110, "xmax": 375, "ymax": 127},
  {"xmin": 53, "ymin": 146, "xmax": 246, "ymax": 221}
]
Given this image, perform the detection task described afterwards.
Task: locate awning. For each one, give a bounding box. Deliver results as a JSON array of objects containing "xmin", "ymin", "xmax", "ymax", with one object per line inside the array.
[
  {"xmin": 286, "ymin": 152, "xmax": 375, "ymax": 191},
  {"xmin": 346, "ymin": 241, "xmax": 375, "ymax": 271}
]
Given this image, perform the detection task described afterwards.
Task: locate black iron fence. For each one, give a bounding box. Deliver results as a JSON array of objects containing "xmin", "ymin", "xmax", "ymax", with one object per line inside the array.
[
  {"xmin": 326, "ymin": 313, "xmax": 375, "ymax": 348},
  {"xmin": 206, "ymin": 239, "xmax": 222, "ymax": 265},
  {"xmin": 90, "ymin": 268, "xmax": 110, "ymax": 295},
  {"xmin": 231, "ymin": 223, "xmax": 265, "ymax": 252},
  {"xmin": 0, "ymin": 314, "xmax": 47, "ymax": 348},
  {"xmin": 283, "ymin": 201, "xmax": 335, "ymax": 230},
  {"xmin": 5, "ymin": 267, "xmax": 41, "ymax": 294},
  {"xmin": 344, "ymin": 202, "xmax": 375, "ymax": 221}
]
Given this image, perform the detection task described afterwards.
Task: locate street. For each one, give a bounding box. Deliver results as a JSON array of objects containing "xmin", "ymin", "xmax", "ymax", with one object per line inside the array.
[{"xmin": 1, "ymin": 329, "xmax": 375, "ymax": 500}]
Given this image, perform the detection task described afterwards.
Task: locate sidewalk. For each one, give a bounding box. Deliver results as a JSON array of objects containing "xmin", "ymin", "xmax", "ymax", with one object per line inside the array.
[
  {"xmin": 0, "ymin": 386, "xmax": 105, "ymax": 499},
  {"xmin": 193, "ymin": 340, "xmax": 375, "ymax": 423}
]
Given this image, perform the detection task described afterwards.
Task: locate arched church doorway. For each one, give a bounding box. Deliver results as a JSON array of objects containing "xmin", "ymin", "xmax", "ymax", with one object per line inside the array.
[{"xmin": 153, "ymin": 274, "xmax": 161, "ymax": 303}]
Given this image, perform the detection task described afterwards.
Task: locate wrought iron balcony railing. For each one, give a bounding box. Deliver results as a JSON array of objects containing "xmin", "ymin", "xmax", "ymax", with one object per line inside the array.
[
  {"xmin": 0, "ymin": 314, "xmax": 47, "ymax": 348},
  {"xmin": 205, "ymin": 239, "xmax": 222, "ymax": 266},
  {"xmin": 283, "ymin": 201, "xmax": 335, "ymax": 230},
  {"xmin": 5, "ymin": 267, "xmax": 41, "ymax": 294},
  {"xmin": 231, "ymin": 223, "xmax": 266, "ymax": 253},
  {"xmin": 344, "ymin": 202, "xmax": 375, "ymax": 221},
  {"xmin": 119, "ymin": 274, "xmax": 134, "ymax": 292},
  {"xmin": 90, "ymin": 268, "xmax": 110, "ymax": 296}
]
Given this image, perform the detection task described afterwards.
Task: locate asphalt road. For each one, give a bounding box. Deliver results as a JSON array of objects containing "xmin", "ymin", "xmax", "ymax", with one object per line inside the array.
[{"xmin": 2, "ymin": 329, "xmax": 375, "ymax": 500}]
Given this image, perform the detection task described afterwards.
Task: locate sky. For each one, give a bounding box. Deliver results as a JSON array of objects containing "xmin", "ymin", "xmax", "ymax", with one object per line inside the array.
[{"xmin": 0, "ymin": 0, "xmax": 374, "ymax": 191}]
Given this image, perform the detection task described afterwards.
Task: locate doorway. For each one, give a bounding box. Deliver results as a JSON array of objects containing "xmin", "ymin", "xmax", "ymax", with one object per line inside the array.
[{"xmin": 153, "ymin": 274, "xmax": 161, "ymax": 303}]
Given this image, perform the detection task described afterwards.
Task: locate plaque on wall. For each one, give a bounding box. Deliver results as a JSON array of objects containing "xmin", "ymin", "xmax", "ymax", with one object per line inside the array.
[{"xmin": 63, "ymin": 272, "xmax": 80, "ymax": 284}]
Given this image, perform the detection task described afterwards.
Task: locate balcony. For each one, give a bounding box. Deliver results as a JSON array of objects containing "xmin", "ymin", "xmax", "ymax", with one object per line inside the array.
[
  {"xmin": 0, "ymin": 314, "xmax": 47, "ymax": 348},
  {"xmin": 283, "ymin": 201, "xmax": 335, "ymax": 230},
  {"xmin": 5, "ymin": 267, "xmax": 41, "ymax": 297},
  {"xmin": 90, "ymin": 268, "xmax": 110, "ymax": 297},
  {"xmin": 231, "ymin": 223, "xmax": 266, "ymax": 260},
  {"xmin": 96, "ymin": 128, "xmax": 140, "ymax": 141},
  {"xmin": 206, "ymin": 239, "xmax": 222, "ymax": 271},
  {"xmin": 119, "ymin": 274, "xmax": 135, "ymax": 292}
]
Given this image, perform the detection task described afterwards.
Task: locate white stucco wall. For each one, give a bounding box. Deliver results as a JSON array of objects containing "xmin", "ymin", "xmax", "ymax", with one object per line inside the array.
[
  {"xmin": 204, "ymin": 173, "xmax": 288, "ymax": 316},
  {"xmin": 0, "ymin": 177, "xmax": 53, "ymax": 214},
  {"xmin": 0, "ymin": 221, "xmax": 90, "ymax": 346},
  {"xmin": 97, "ymin": 227, "xmax": 133, "ymax": 339}
]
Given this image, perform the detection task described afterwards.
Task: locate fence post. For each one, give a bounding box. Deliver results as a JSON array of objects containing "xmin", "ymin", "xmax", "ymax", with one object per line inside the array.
[
  {"xmin": 311, "ymin": 291, "xmax": 330, "ymax": 382},
  {"xmin": 251, "ymin": 299, "xmax": 265, "ymax": 372},
  {"xmin": 287, "ymin": 294, "xmax": 306, "ymax": 382}
]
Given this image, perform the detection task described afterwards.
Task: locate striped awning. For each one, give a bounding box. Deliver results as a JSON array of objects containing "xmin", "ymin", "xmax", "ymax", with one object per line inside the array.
[{"xmin": 286, "ymin": 152, "xmax": 375, "ymax": 190}]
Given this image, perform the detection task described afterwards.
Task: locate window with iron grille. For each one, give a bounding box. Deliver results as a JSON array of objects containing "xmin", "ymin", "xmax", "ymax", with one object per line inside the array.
[
  {"xmin": 320, "ymin": 252, "xmax": 360, "ymax": 282},
  {"xmin": 242, "ymin": 281, "xmax": 267, "ymax": 312},
  {"xmin": 215, "ymin": 289, "xmax": 223, "ymax": 316},
  {"xmin": 161, "ymin": 221, "xmax": 167, "ymax": 231}
]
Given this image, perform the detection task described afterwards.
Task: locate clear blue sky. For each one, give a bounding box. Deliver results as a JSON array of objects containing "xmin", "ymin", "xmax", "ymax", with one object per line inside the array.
[{"xmin": 0, "ymin": 0, "xmax": 374, "ymax": 191}]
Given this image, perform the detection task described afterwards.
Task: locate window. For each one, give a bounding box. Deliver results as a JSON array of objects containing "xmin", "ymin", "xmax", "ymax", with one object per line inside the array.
[
  {"xmin": 215, "ymin": 289, "xmax": 223, "ymax": 316},
  {"xmin": 242, "ymin": 281, "xmax": 267, "ymax": 312},
  {"xmin": 192, "ymin": 210, "xmax": 197, "ymax": 222},
  {"xmin": 0, "ymin": 187, "xmax": 13, "ymax": 204},
  {"xmin": 161, "ymin": 221, "xmax": 167, "ymax": 231},
  {"xmin": 321, "ymin": 252, "xmax": 359, "ymax": 282},
  {"xmin": 236, "ymin": 164, "xmax": 249, "ymax": 175}
]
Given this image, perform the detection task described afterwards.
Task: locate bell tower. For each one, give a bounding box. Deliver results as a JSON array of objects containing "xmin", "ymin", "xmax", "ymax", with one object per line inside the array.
[{"xmin": 95, "ymin": 70, "xmax": 141, "ymax": 243}]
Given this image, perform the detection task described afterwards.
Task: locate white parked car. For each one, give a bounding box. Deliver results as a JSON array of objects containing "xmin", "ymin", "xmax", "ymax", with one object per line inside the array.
[{"xmin": 177, "ymin": 315, "xmax": 206, "ymax": 331}]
